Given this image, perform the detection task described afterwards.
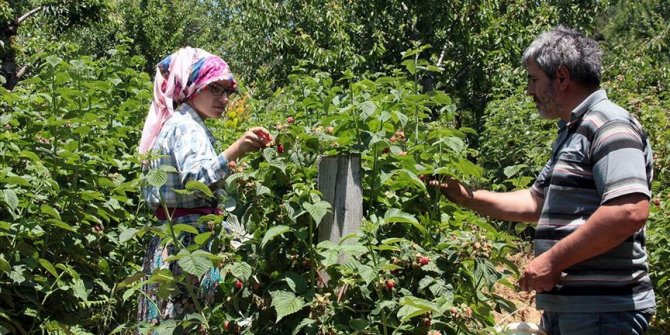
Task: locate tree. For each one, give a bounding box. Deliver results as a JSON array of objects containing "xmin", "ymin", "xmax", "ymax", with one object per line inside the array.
[{"xmin": 0, "ymin": 0, "xmax": 107, "ymax": 90}]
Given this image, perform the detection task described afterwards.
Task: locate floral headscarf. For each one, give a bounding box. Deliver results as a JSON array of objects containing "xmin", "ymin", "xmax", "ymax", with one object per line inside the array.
[{"xmin": 138, "ymin": 47, "xmax": 237, "ymax": 154}]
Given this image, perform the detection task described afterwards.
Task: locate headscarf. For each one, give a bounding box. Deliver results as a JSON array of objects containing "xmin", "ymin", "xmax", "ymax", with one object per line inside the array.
[{"xmin": 138, "ymin": 47, "xmax": 237, "ymax": 154}]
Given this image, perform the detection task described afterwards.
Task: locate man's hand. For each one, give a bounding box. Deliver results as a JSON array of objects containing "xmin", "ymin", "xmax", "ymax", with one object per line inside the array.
[
  {"xmin": 427, "ymin": 177, "xmax": 542, "ymax": 222},
  {"xmin": 518, "ymin": 252, "xmax": 563, "ymax": 293},
  {"xmin": 427, "ymin": 177, "xmax": 473, "ymax": 205}
]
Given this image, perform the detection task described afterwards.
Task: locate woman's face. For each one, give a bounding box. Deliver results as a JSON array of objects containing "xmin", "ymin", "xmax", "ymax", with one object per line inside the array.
[{"xmin": 189, "ymin": 78, "xmax": 235, "ymax": 119}]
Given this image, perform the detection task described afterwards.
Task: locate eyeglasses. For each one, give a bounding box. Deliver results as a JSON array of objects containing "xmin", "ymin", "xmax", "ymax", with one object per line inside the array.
[{"xmin": 207, "ymin": 83, "xmax": 237, "ymax": 97}]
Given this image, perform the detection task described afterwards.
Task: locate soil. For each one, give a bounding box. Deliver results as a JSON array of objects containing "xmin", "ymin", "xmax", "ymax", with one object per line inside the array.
[{"xmin": 492, "ymin": 251, "xmax": 543, "ymax": 326}]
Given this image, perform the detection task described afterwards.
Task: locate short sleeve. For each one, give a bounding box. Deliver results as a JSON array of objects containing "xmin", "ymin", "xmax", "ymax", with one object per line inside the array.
[
  {"xmin": 530, "ymin": 158, "xmax": 552, "ymax": 199},
  {"xmin": 590, "ymin": 121, "xmax": 650, "ymax": 203}
]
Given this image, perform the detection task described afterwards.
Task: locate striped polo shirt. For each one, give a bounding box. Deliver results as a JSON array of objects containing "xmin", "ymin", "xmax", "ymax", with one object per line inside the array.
[{"xmin": 530, "ymin": 89, "xmax": 655, "ymax": 313}]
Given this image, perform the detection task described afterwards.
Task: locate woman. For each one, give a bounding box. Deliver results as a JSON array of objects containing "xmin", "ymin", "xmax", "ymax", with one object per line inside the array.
[{"xmin": 137, "ymin": 47, "xmax": 270, "ymax": 325}]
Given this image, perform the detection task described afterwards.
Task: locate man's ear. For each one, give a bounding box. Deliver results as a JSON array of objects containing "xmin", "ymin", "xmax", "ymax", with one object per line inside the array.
[{"xmin": 556, "ymin": 65, "xmax": 571, "ymax": 89}]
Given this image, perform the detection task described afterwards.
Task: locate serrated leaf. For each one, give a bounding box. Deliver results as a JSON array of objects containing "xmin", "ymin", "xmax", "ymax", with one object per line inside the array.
[
  {"xmin": 145, "ymin": 169, "xmax": 167, "ymax": 188},
  {"xmin": 402, "ymin": 59, "xmax": 416, "ymax": 74},
  {"xmin": 194, "ymin": 232, "xmax": 212, "ymax": 245},
  {"xmin": 454, "ymin": 158, "xmax": 484, "ymax": 178},
  {"xmin": 271, "ymin": 291, "xmax": 306, "ymax": 322},
  {"xmin": 261, "ymin": 225, "xmax": 292, "ymax": 249},
  {"xmin": 185, "ymin": 180, "xmax": 214, "ymax": 198},
  {"xmin": 38, "ymin": 258, "xmax": 58, "ymax": 278},
  {"xmin": 2, "ymin": 189, "xmax": 18, "ymax": 212},
  {"xmin": 0, "ymin": 255, "xmax": 11, "ymax": 274},
  {"xmin": 437, "ymin": 136, "xmax": 465, "ymax": 153},
  {"xmin": 291, "ymin": 318, "xmax": 316, "ymax": 335},
  {"xmin": 49, "ymin": 219, "xmax": 77, "ymax": 232},
  {"xmin": 349, "ymin": 318, "xmax": 370, "ymax": 330},
  {"xmin": 72, "ymin": 278, "xmax": 88, "ymax": 300},
  {"xmin": 228, "ymin": 262, "xmax": 252, "ymax": 280},
  {"xmin": 256, "ymin": 183, "xmax": 271, "ymax": 196},
  {"xmin": 282, "ymin": 272, "xmax": 308, "ymax": 293},
  {"xmin": 119, "ymin": 228, "xmax": 139, "ymax": 243},
  {"xmin": 398, "ymin": 297, "xmax": 440, "ymax": 321},
  {"xmin": 19, "ymin": 150, "xmax": 40, "ymax": 162},
  {"xmin": 383, "ymin": 209, "xmax": 416, "ymax": 225},
  {"xmin": 173, "ymin": 223, "xmax": 199, "ymax": 235},
  {"xmin": 384, "ymin": 208, "xmax": 427, "ymax": 235},
  {"xmin": 46, "ymin": 55, "xmax": 63, "ymax": 68},
  {"xmin": 40, "ymin": 204, "xmax": 61, "ymax": 220},
  {"xmin": 177, "ymin": 249, "xmax": 212, "ymax": 278},
  {"xmin": 159, "ymin": 165, "xmax": 178, "ymax": 173},
  {"xmin": 359, "ymin": 101, "xmax": 377, "ymax": 119},
  {"xmin": 357, "ymin": 264, "xmax": 375, "ymax": 284},
  {"xmin": 303, "ymin": 201, "xmax": 331, "ymax": 227},
  {"xmin": 3, "ymin": 176, "xmax": 30, "ymax": 187}
]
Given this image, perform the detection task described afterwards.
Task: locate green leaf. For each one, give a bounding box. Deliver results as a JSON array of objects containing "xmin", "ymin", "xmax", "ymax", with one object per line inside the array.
[
  {"xmin": 454, "ymin": 158, "xmax": 484, "ymax": 178},
  {"xmin": 194, "ymin": 232, "xmax": 212, "ymax": 245},
  {"xmin": 384, "ymin": 208, "xmax": 419, "ymax": 224},
  {"xmin": 176, "ymin": 249, "xmax": 213, "ymax": 278},
  {"xmin": 19, "ymin": 150, "xmax": 40, "ymax": 162},
  {"xmin": 185, "ymin": 180, "xmax": 214, "ymax": 198},
  {"xmin": 398, "ymin": 296, "xmax": 441, "ymax": 321},
  {"xmin": 261, "ymin": 225, "xmax": 292, "ymax": 249},
  {"xmin": 357, "ymin": 264, "xmax": 375, "ymax": 284},
  {"xmin": 173, "ymin": 224, "xmax": 199, "ymax": 235},
  {"xmin": 282, "ymin": 272, "xmax": 308, "ymax": 293},
  {"xmin": 270, "ymin": 290, "xmax": 306, "ymax": 322},
  {"xmin": 145, "ymin": 169, "xmax": 167, "ymax": 188},
  {"xmin": 72, "ymin": 278, "xmax": 88, "ymax": 300},
  {"xmin": 503, "ymin": 164, "xmax": 528, "ymax": 178},
  {"xmin": 349, "ymin": 318, "xmax": 370, "ymax": 330},
  {"xmin": 119, "ymin": 228, "xmax": 139, "ymax": 243},
  {"xmin": 2, "ymin": 189, "xmax": 18, "ymax": 212},
  {"xmin": 3, "ymin": 176, "xmax": 30, "ymax": 187},
  {"xmin": 437, "ymin": 137, "xmax": 465, "ymax": 154},
  {"xmin": 49, "ymin": 219, "xmax": 77, "ymax": 232},
  {"xmin": 40, "ymin": 204, "xmax": 61, "ymax": 220},
  {"xmin": 401, "ymin": 59, "xmax": 416, "ymax": 74},
  {"xmin": 0, "ymin": 254, "xmax": 10, "ymax": 274},
  {"xmin": 228, "ymin": 262, "xmax": 252, "ymax": 280},
  {"xmin": 38, "ymin": 259, "xmax": 58, "ymax": 278},
  {"xmin": 159, "ymin": 165, "xmax": 178, "ymax": 173},
  {"xmin": 46, "ymin": 55, "xmax": 63, "ymax": 68},
  {"xmin": 359, "ymin": 101, "xmax": 377, "ymax": 119},
  {"xmin": 291, "ymin": 318, "xmax": 316, "ymax": 335},
  {"xmin": 383, "ymin": 208, "xmax": 426, "ymax": 234},
  {"xmin": 303, "ymin": 201, "xmax": 331, "ymax": 227},
  {"xmin": 119, "ymin": 272, "xmax": 145, "ymax": 288}
]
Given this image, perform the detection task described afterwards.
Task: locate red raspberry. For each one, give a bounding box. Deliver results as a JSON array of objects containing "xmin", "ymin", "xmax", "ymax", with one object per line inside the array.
[
  {"xmin": 235, "ymin": 279, "xmax": 243, "ymax": 289},
  {"xmin": 386, "ymin": 279, "xmax": 395, "ymax": 290},
  {"xmin": 286, "ymin": 116, "xmax": 295, "ymax": 124}
]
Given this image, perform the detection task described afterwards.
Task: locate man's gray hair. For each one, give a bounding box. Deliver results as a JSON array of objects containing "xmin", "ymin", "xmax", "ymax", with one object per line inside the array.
[{"xmin": 522, "ymin": 25, "xmax": 603, "ymax": 87}]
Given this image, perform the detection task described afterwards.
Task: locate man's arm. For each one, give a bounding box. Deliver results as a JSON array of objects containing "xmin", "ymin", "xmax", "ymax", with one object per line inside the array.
[
  {"xmin": 518, "ymin": 193, "xmax": 650, "ymax": 292},
  {"xmin": 431, "ymin": 178, "xmax": 543, "ymax": 222}
]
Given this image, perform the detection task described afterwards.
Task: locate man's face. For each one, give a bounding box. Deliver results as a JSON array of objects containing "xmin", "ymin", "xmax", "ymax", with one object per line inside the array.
[
  {"xmin": 189, "ymin": 79, "xmax": 235, "ymax": 120},
  {"xmin": 526, "ymin": 59, "xmax": 561, "ymax": 120}
]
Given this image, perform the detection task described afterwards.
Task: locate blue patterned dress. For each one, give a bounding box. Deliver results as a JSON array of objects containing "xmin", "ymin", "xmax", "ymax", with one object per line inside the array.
[{"xmin": 137, "ymin": 103, "xmax": 229, "ymax": 324}]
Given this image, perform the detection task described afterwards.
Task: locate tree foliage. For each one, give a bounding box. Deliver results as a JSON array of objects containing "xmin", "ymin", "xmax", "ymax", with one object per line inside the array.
[{"xmin": 0, "ymin": 0, "xmax": 108, "ymax": 89}]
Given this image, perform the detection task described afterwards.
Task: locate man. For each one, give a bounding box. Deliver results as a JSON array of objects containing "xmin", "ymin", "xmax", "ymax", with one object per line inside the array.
[{"xmin": 432, "ymin": 26, "xmax": 655, "ymax": 334}]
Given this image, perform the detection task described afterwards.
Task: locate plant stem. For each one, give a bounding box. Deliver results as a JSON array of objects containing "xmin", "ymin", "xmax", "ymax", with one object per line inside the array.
[{"xmin": 414, "ymin": 53, "xmax": 420, "ymax": 145}]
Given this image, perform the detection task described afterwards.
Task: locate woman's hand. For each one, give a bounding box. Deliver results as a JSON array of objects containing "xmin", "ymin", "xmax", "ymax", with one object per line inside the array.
[{"xmin": 223, "ymin": 127, "xmax": 272, "ymax": 162}]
